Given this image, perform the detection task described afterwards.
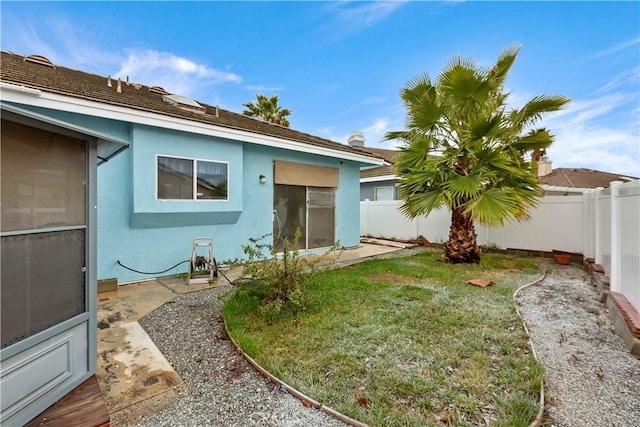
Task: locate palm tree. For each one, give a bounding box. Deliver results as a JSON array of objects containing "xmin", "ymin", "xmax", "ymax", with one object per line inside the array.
[
  {"xmin": 385, "ymin": 45, "xmax": 569, "ymax": 264},
  {"xmin": 242, "ymin": 94, "xmax": 292, "ymax": 127}
]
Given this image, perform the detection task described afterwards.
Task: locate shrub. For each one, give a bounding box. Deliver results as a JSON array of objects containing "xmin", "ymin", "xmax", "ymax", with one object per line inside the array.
[{"xmin": 238, "ymin": 229, "xmax": 337, "ymax": 315}]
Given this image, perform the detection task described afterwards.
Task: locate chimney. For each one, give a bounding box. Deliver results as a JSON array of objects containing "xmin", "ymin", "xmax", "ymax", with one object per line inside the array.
[
  {"xmin": 538, "ymin": 156, "xmax": 552, "ymax": 177},
  {"xmin": 347, "ymin": 131, "xmax": 365, "ymax": 147}
]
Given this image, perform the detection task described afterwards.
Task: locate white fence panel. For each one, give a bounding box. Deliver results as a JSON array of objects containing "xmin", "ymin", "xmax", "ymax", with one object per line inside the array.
[
  {"xmin": 416, "ymin": 207, "xmax": 451, "ymax": 244},
  {"xmin": 483, "ymin": 195, "xmax": 583, "ymax": 253},
  {"xmin": 361, "ymin": 201, "xmax": 451, "ymax": 243},
  {"xmin": 361, "ymin": 195, "xmax": 584, "ymax": 254},
  {"xmin": 618, "ymin": 181, "xmax": 640, "ymax": 312},
  {"xmin": 598, "ymin": 189, "xmax": 612, "ymax": 273},
  {"xmin": 582, "ymin": 191, "xmax": 596, "ymax": 259},
  {"xmin": 360, "ymin": 200, "xmax": 417, "ymax": 241}
]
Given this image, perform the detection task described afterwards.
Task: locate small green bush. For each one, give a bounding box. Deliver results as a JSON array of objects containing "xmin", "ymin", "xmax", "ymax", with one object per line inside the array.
[{"xmin": 238, "ymin": 229, "xmax": 333, "ymax": 315}]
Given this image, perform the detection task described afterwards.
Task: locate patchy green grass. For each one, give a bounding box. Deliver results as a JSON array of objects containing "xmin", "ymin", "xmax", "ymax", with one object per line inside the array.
[{"xmin": 223, "ymin": 250, "xmax": 543, "ymax": 427}]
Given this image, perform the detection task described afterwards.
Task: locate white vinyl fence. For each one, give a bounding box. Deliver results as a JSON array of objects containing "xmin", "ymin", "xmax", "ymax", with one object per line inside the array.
[
  {"xmin": 361, "ymin": 180, "xmax": 640, "ymax": 312},
  {"xmin": 361, "ymin": 195, "xmax": 584, "ymax": 252},
  {"xmin": 583, "ymin": 181, "xmax": 640, "ymax": 312}
]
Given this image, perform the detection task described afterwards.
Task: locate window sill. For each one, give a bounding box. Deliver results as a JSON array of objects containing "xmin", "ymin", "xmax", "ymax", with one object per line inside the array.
[{"xmin": 131, "ymin": 211, "xmax": 241, "ymax": 228}]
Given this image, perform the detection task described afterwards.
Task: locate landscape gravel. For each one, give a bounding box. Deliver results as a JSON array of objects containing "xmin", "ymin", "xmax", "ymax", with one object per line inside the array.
[
  {"xmin": 136, "ymin": 284, "xmax": 345, "ymax": 427},
  {"xmin": 131, "ymin": 258, "xmax": 639, "ymax": 427},
  {"xmin": 516, "ymin": 263, "xmax": 640, "ymax": 427}
]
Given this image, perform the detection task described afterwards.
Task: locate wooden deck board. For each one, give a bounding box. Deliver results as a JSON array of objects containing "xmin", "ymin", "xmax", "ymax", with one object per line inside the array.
[{"xmin": 25, "ymin": 375, "xmax": 110, "ymax": 427}]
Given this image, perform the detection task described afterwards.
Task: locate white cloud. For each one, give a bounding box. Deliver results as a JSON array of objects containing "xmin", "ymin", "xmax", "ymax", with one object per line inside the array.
[
  {"xmin": 319, "ymin": 1, "xmax": 406, "ymax": 41},
  {"xmin": 587, "ymin": 37, "xmax": 640, "ymax": 61},
  {"xmin": 544, "ymin": 93, "xmax": 633, "ymax": 128},
  {"xmin": 332, "ymin": 2, "xmax": 406, "ymax": 29},
  {"xmin": 541, "ymin": 93, "xmax": 639, "ymax": 177},
  {"xmin": 361, "ymin": 96, "xmax": 387, "ymax": 105},
  {"xmin": 243, "ymin": 85, "xmax": 285, "ymax": 93},
  {"xmin": 547, "ymin": 124, "xmax": 639, "ymax": 177},
  {"xmin": 318, "ymin": 116, "xmax": 401, "ymax": 147},
  {"xmin": 114, "ymin": 50, "xmax": 241, "ymax": 97},
  {"xmin": 1, "ymin": 12, "xmax": 242, "ymax": 101},
  {"xmin": 596, "ymin": 66, "xmax": 640, "ymax": 94}
]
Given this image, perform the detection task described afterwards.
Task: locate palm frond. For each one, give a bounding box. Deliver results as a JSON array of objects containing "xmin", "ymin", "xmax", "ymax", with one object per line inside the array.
[
  {"xmin": 469, "ymin": 113, "xmax": 505, "ymax": 141},
  {"xmin": 465, "ymin": 188, "xmax": 528, "ymax": 226},
  {"xmin": 513, "ymin": 95, "xmax": 570, "ymax": 128},
  {"xmin": 511, "ymin": 129, "xmax": 554, "ymax": 151},
  {"xmin": 487, "ymin": 44, "xmax": 521, "ymax": 87},
  {"xmin": 444, "ymin": 174, "xmax": 483, "ymax": 200},
  {"xmin": 399, "ymin": 189, "xmax": 446, "ymax": 218}
]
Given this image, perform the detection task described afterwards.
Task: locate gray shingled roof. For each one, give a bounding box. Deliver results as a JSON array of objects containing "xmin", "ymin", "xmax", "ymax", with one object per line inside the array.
[
  {"xmin": 351, "ymin": 146, "xmax": 398, "ymax": 179},
  {"xmin": 539, "ymin": 168, "xmax": 638, "ymax": 188},
  {"xmin": 0, "ymin": 51, "xmax": 383, "ymax": 162}
]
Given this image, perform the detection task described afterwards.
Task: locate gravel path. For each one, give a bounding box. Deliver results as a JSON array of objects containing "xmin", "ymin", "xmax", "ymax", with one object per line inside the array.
[
  {"xmin": 516, "ymin": 263, "xmax": 640, "ymax": 427},
  {"xmin": 131, "ymin": 261, "xmax": 639, "ymax": 427},
  {"xmin": 136, "ymin": 284, "xmax": 345, "ymax": 427}
]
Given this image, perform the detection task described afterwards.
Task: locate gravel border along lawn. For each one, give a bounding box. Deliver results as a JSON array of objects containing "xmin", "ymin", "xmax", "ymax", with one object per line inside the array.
[{"xmin": 129, "ymin": 260, "xmax": 639, "ymax": 427}]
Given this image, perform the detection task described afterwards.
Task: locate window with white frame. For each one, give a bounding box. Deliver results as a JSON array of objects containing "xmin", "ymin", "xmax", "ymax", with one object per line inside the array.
[
  {"xmin": 157, "ymin": 155, "xmax": 228, "ymax": 200},
  {"xmin": 374, "ymin": 186, "xmax": 394, "ymax": 201}
]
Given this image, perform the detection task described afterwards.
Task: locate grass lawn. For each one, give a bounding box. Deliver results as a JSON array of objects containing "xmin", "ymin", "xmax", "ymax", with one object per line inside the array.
[{"xmin": 223, "ymin": 249, "xmax": 544, "ymax": 427}]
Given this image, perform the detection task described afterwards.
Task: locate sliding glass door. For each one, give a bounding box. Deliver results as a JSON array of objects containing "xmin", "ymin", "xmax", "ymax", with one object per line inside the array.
[{"xmin": 273, "ymin": 184, "xmax": 335, "ymax": 252}]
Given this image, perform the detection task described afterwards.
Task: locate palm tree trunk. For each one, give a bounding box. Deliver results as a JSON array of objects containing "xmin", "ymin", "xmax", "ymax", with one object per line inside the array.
[{"xmin": 444, "ymin": 206, "xmax": 480, "ymax": 264}]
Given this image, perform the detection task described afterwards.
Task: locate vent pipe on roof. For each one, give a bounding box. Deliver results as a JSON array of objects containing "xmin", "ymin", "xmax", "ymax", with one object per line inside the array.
[
  {"xmin": 347, "ymin": 131, "xmax": 365, "ymax": 147},
  {"xmin": 126, "ymin": 75, "xmax": 129, "ymax": 85},
  {"xmin": 215, "ymin": 105, "xmax": 219, "ymax": 118},
  {"xmin": 107, "ymin": 76, "xmax": 112, "ymax": 88},
  {"xmin": 117, "ymin": 78, "xmax": 122, "ymax": 93}
]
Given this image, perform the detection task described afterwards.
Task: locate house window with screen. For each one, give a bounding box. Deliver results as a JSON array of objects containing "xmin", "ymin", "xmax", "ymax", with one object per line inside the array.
[
  {"xmin": 374, "ymin": 186, "xmax": 394, "ymax": 201},
  {"xmin": 157, "ymin": 155, "xmax": 228, "ymax": 200}
]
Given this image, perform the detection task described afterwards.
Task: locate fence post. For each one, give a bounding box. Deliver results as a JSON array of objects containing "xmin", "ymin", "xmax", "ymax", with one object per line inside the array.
[
  {"xmin": 582, "ymin": 190, "xmax": 592, "ymax": 259},
  {"xmin": 610, "ymin": 181, "xmax": 623, "ymax": 293},
  {"xmin": 594, "ymin": 187, "xmax": 604, "ymax": 265},
  {"xmin": 362, "ymin": 199, "xmax": 370, "ymax": 237}
]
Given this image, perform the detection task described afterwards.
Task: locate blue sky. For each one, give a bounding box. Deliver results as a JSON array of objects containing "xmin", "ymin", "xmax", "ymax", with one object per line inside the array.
[{"xmin": 2, "ymin": 1, "xmax": 639, "ymax": 177}]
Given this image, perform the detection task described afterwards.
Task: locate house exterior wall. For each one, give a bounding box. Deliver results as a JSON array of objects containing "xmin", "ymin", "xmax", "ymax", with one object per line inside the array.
[
  {"xmin": 360, "ymin": 179, "xmax": 398, "ymax": 201},
  {"xmin": 6, "ymin": 104, "xmax": 364, "ymax": 284},
  {"xmin": 98, "ymin": 135, "xmax": 362, "ymax": 283}
]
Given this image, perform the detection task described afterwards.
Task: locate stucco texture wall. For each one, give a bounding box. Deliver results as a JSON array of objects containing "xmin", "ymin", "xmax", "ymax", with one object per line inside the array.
[{"xmin": 96, "ymin": 126, "xmax": 362, "ymax": 283}]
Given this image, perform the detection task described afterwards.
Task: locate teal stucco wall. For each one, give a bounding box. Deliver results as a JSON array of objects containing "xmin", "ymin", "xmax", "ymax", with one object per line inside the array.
[
  {"xmin": 6, "ymin": 104, "xmax": 363, "ymax": 283},
  {"xmin": 98, "ymin": 132, "xmax": 362, "ymax": 283}
]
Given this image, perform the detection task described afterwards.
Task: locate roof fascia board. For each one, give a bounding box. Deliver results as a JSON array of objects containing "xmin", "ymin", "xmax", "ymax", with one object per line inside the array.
[
  {"xmin": 1, "ymin": 85, "xmax": 384, "ymax": 165},
  {"xmin": 1, "ymin": 82, "xmax": 42, "ymax": 96},
  {"xmin": 360, "ymin": 174, "xmax": 398, "ymax": 183},
  {"xmin": 360, "ymin": 161, "xmax": 392, "ymax": 171}
]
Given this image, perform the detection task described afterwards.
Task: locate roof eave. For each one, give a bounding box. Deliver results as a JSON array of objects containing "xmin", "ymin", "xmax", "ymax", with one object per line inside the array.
[{"xmin": 1, "ymin": 82, "xmax": 384, "ymax": 165}]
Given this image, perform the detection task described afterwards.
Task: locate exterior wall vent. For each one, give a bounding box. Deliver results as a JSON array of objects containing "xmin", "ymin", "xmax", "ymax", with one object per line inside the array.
[
  {"xmin": 149, "ymin": 86, "xmax": 169, "ymax": 95},
  {"xmin": 23, "ymin": 55, "xmax": 56, "ymax": 69}
]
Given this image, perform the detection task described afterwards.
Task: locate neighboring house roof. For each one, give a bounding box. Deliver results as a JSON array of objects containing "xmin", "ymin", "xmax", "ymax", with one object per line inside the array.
[
  {"xmin": 0, "ymin": 51, "xmax": 384, "ymax": 165},
  {"xmin": 354, "ymin": 146, "xmax": 399, "ymax": 163},
  {"xmin": 539, "ymin": 168, "xmax": 638, "ymax": 189},
  {"xmin": 354, "ymin": 146, "xmax": 399, "ymax": 181}
]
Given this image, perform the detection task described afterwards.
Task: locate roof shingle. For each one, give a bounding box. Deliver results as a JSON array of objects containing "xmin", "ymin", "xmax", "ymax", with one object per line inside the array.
[
  {"xmin": 0, "ymin": 51, "xmax": 383, "ymax": 161},
  {"xmin": 539, "ymin": 168, "xmax": 638, "ymax": 188}
]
